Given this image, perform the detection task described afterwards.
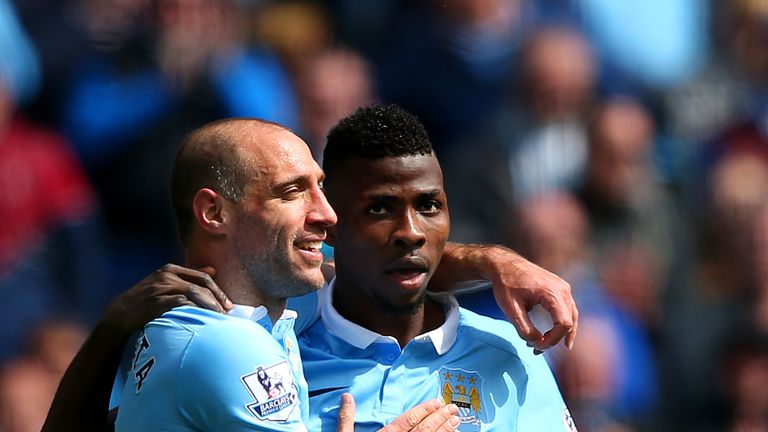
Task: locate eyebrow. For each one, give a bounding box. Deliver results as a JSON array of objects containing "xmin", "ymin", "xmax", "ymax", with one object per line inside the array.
[
  {"xmin": 364, "ymin": 189, "xmax": 445, "ymax": 200},
  {"xmin": 271, "ymin": 171, "xmax": 325, "ymax": 193}
]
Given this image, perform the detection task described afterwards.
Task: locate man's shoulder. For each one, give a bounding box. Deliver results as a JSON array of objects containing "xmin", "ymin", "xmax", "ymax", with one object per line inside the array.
[
  {"xmin": 140, "ymin": 306, "xmax": 281, "ymax": 363},
  {"xmin": 150, "ymin": 306, "xmax": 271, "ymax": 337},
  {"xmin": 456, "ymin": 307, "xmax": 526, "ymax": 354}
]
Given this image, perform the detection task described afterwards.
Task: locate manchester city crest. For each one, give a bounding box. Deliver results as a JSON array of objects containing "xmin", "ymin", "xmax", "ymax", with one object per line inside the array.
[
  {"xmin": 241, "ymin": 361, "xmax": 299, "ymax": 422},
  {"xmin": 438, "ymin": 367, "xmax": 485, "ymax": 431}
]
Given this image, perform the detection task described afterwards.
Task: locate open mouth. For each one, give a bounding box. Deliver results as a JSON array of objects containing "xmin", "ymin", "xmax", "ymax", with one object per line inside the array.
[
  {"xmin": 385, "ymin": 258, "xmax": 429, "ymax": 289},
  {"xmin": 295, "ymin": 240, "xmax": 324, "ymax": 264},
  {"xmin": 296, "ymin": 240, "xmax": 323, "ymax": 253}
]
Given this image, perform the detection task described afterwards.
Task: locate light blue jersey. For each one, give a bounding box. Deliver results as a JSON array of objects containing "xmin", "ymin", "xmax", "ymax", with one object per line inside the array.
[
  {"xmin": 115, "ymin": 305, "xmax": 309, "ymax": 431},
  {"xmin": 297, "ymin": 281, "xmax": 575, "ymax": 432}
]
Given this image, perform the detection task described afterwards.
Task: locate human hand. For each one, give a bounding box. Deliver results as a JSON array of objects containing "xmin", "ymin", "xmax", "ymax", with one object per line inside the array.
[
  {"xmin": 336, "ymin": 394, "xmax": 459, "ymax": 432},
  {"xmin": 484, "ymin": 247, "xmax": 579, "ymax": 352},
  {"xmin": 100, "ymin": 264, "xmax": 231, "ymax": 335}
]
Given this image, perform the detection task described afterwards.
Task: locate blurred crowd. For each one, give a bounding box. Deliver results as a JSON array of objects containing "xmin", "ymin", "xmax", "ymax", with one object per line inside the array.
[{"xmin": 0, "ymin": 0, "xmax": 767, "ymax": 431}]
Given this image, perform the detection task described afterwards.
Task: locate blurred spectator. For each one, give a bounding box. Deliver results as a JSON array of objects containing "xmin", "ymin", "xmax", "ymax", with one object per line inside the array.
[
  {"xmin": 443, "ymin": 24, "xmax": 596, "ymax": 244},
  {"xmin": 317, "ymin": 0, "xmax": 408, "ymax": 57},
  {"xmin": 661, "ymin": 0, "xmax": 768, "ymax": 181},
  {"xmin": 751, "ymin": 205, "xmax": 768, "ymax": 334},
  {"xmin": 657, "ymin": 149, "xmax": 768, "ymax": 429},
  {"xmin": 456, "ymin": 190, "xmax": 659, "ymax": 429},
  {"xmin": 11, "ymin": 0, "xmax": 145, "ymax": 125},
  {"xmin": 294, "ymin": 47, "xmax": 375, "ymax": 162},
  {"xmin": 376, "ymin": 0, "xmax": 534, "ymax": 148},
  {"xmin": 576, "ymin": 97, "xmax": 681, "ymax": 327},
  {"xmin": 519, "ymin": 193, "xmax": 658, "ymax": 430},
  {"xmin": 250, "ymin": 2, "xmax": 375, "ymax": 162},
  {"xmin": 60, "ymin": 0, "xmax": 299, "ymax": 288},
  {"xmin": 0, "ymin": 5, "xmax": 108, "ymax": 363},
  {"xmin": 721, "ymin": 335, "xmax": 768, "ymax": 432},
  {"xmin": 0, "ymin": 321, "xmax": 86, "ymax": 432},
  {"xmin": 252, "ymin": 1, "xmax": 333, "ymax": 74}
]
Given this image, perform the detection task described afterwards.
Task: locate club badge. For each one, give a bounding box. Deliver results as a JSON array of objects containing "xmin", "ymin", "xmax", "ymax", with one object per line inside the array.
[{"xmin": 439, "ymin": 367, "xmax": 485, "ymax": 431}]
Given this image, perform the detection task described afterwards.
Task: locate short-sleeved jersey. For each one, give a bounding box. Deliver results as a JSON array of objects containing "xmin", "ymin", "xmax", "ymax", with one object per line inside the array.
[
  {"xmin": 115, "ymin": 305, "xmax": 309, "ymax": 431},
  {"xmin": 298, "ymin": 281, "xmax": 575, "ymax": 432}
]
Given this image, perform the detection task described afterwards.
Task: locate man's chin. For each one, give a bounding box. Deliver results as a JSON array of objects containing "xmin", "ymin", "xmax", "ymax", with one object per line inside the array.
[
  {"xmin": 286, "ymin": 268, "xmax": 326, "ymax": 297},
  {"xmin": 375, "ymin": 291, "xmax": 427, "ymax": 316}
]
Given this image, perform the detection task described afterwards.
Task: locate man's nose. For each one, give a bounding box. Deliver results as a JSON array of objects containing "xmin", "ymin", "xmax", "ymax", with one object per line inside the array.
[
  {"xmin": 307, "ymin": 187, "xmax": 337, "ymax": 227},
  {"xmin": 391, "ymin": 210, "xmax": 426, "ymax": 249}
]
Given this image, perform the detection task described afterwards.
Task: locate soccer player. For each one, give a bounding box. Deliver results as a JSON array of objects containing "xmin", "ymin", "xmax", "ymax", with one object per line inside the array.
[
  {"xmin": 45, "ymin": 108, "xmax": 580, "ymax": 430},
  {"xmin": 296, "ymin": 105, "xmax": 574, "ymax": 430}
]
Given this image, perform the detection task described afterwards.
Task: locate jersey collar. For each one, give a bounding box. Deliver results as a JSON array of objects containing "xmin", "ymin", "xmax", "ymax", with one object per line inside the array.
[
  {"xmin": 319, "ymin": 278, "xmax": 459, "ymax": 355},
  {"xmin": 227, "ymin": 304, "xmax": 297, "ymax": 337}
]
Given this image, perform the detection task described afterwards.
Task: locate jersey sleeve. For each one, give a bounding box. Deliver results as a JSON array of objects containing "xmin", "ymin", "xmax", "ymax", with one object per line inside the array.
[
  {"xmin": 177, "ymin": 320, "xmax": 308, "ymax": 431},
  {"xmin": 517, "ymin": 350, "xmax": 576, "ymax": 431}
]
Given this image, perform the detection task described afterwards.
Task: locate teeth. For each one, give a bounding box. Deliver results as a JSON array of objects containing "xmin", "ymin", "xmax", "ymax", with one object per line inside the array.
[{"xmin": 296, "ymin": 241, "xmax": 322, "ymax": 251}]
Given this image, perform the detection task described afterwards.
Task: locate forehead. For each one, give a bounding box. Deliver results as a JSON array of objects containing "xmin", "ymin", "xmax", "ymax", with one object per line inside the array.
[
  {"xmin": 241, "ymin": 127, "xmax": 323, "ymax": 183},
  {"xmin": 334, "ymin": 154, "xmax": 444, "ymax": 197}
]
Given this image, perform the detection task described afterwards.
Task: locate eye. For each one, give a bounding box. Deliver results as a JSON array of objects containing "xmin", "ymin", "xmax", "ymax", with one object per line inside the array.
[
  {"xmin": 367, "ymin": 204, "xmax": 389, "ymax": 215},
  {"xmin": 280, "ymin": 186, "xmax": 303, "ymax": 200},
  {"xmin": 418, "ymin": 200, "xmax": 442, "ymax": 214}
]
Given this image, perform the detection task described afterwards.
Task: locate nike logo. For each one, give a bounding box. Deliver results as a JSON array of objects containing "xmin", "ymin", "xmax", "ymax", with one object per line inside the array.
[{"xmin": 308, "ymin": 386, "xmax": 348, "ymax": 398}]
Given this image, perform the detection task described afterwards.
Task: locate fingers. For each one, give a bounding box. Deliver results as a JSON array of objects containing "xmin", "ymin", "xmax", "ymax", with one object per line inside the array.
[
  {"xmin": 158, "ymin": 264, "xmax": 232, "ymax": 312},
  {"xmin": 409, "ymin": 403, "xmax": 459, "ymax": 432},
  {"xmin": 536, "ymin": 288, "xmax": 576, "ymax": 351},
  {"xmin": 335, "ymin": 393, "xmax": 356, "ymax": 432},
  {"xmin": 538, "ymin": 324, "xmax": 570, "ymax": 352},
  {"xmin": 381, "ymin": 400, "xmax": 459, "ymax": 432},
  {"xmin": 506, "ymin": 299, "xmax": 543, "ymax": 347},
  {"xmin": 565, "ymin": 301, "xmax": 579, "ymax": 349}
]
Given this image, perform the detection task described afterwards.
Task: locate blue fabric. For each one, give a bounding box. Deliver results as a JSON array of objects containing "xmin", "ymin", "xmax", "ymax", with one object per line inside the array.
[
  {"xmin": 577, "ymin": 0, "xmax": 708, "ymax": 87},
  {"xmin": 63, "ymin": 63, "xmax": 174, "ymax": 164},
  {"xmin": 115, "ymin": 306, "xmax": 309, "ymax": 431},
  {"xmin": 211, "ymin": 48, "xmax": 300, "ymax": 131},
  {"xmin": 0, "ymin": 0, "xmax": 40, "ymax": 104},
  {"xmin": 299, "ymin": 296, "xmax": 570, "ymax": 431}
]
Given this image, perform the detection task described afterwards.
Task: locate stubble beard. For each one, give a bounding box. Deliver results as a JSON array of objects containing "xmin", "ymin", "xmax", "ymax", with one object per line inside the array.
[
  {"xmin": 373, "ymin": 289, "xmax": 427, "ymax": 316},
  {"xmin": 239, "ymin": 247, "xmax": 323, "ymax": 301}
]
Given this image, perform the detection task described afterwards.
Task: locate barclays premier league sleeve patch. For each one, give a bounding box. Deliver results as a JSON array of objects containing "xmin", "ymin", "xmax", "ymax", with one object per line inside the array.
[{"xmin": 241, "ymin": 361, "xmax": 299, "ymax": 421}]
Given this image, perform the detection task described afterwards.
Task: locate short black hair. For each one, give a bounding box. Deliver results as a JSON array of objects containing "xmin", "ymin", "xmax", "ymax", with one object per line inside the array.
[{"xmin": 322, "ymin": 104, "xmax": 433, "ymax": 181}]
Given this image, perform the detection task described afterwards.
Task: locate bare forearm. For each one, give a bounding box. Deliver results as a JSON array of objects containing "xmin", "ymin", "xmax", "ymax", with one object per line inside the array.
[
  {"xmin": 431, "ymin": 242, "xmax": 578, "ymax": 350},
  {"xmin": 42, "ymin": 322, "xmax": 129, "ymax": 432},
  {"xmin": 430, "ymin": 243, "xmax": 519, "ymax": 291}
]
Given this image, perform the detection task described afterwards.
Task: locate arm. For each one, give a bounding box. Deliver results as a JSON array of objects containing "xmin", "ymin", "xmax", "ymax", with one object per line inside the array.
[
  {"xmin": 430, "ymin": 243, "xmax": 578, "ymax": 351},
  {"xmin": 42, "ymin": 264, "xmax": 230, "ymax": 432}
]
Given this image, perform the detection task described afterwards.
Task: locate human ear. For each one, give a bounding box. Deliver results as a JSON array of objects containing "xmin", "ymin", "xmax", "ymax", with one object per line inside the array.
[{"xmin": 192, "ymin": 188, "xmax": 227, "ymax": 234}]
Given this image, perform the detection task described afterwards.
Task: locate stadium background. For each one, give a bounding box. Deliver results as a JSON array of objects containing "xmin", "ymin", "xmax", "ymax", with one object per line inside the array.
[{"xmin": 1, "ymin": 0, "xmax": 767, "ymax": 430}]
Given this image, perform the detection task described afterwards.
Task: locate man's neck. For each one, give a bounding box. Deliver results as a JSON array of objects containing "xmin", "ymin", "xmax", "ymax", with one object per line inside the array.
[
  {"xmin": 185, "ymin": 255, "xmax": 286, "ymax": 324},
  {"xmin": 331, "ymin": 279, "xmax": 445, "ymax": 349}
]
